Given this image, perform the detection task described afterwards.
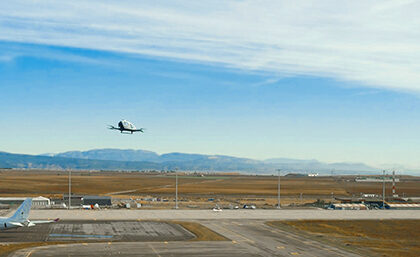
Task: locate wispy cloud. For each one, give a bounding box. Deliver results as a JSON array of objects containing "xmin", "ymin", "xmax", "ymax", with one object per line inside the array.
[
  {"xmin": 1, "ymin": 0, "xmax": 420, "ymax": 91},
  {"xmin": 252, "ymin": 78, "xmax": 282, "ymax": 87}
]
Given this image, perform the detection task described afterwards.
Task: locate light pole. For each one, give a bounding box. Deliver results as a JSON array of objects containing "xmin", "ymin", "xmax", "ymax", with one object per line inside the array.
[
  {"xmin": 382, "ymin": 170, "xmax": 385, "ymax": 209},
  {"xmin": 276, "ymin": 169, "xmax": 281, "ymax": 209},
  {"xmin": 68, "ymin": 169, "xmax": 71, "ymax": 210},
  {"xmin": 175, "ymin": 170, "xmax": 178, "ymax": 209}
]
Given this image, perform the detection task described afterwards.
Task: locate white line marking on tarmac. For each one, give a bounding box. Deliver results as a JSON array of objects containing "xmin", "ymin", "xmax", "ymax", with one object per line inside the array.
[
  {"xmin": 25, "ymin": 249, "xmax": 34, "ymax": 257},
  {"xmin": 148, "ymin": 243, "xmax": 162, "ymax": 257},
  {"xmin": 212, "ymin": 223, "xmax": 254, "ymax": 243}
]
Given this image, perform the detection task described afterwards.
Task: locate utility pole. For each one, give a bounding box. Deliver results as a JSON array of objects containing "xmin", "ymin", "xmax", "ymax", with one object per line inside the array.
[
  {"xmin": 392, "ymin": 170, "xmax": 397, "ymax": 197},
  {"xmin": 175, "ymin": 171, "xmax": 178, "ymax": 209},
  {"xmin": 382, "ymin": 170, "xmax": 385, "ymax": 209},
  {"xmin": 276, "ymin": 169, "xmax": 281, "ymax": 209},
  {"xmin": 68, "ymin": 169, "xmax": 71, "ymax": 210}
]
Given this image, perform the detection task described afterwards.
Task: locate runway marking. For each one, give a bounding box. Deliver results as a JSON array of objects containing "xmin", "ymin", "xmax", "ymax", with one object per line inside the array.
[
  {"xmin": 264, "ymin": 223, "xmax": 352, "ymax": 257},
  {"xmin": 212, "ymin": 223, "xmax": 254, "ymax": 243},
  {"xmin": 324, "ymin": 248, "xmax": 347, "ymax": 257},
  {"xmin": 284, "ymin": 234, "xmax": 296, "ymax": 239},
  {"xmin": 25, "ymin": 249, "xmax": 35, "ymax": 257},
  {"xmin": 49, "ymin": 233, "xmax": 113, "ymax": 239},
  {"xmin": 265, "ymin": 226, "xmax": 301, "ymax": 241},
  {"xmin": 148, "ymin": 243, "xmax": 162, "ymax": 257}
]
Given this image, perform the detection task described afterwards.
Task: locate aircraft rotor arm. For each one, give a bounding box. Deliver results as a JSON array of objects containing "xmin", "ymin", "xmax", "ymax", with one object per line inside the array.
[
  {"xmin": 108, "ymin": 125, "xmax": 120, "ymax": 130},
  {"xmin": 134, "ymin": 128, "xmax": 145, "ymax": 133}
]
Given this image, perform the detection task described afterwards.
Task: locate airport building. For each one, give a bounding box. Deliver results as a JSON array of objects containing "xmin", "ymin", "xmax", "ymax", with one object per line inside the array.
[
  {"xmin": 355, "ymin": 176, "xmax": 399, "ymax": 182},
  {"xmin": 62, "ymin": 194, "xmax": 84, "ymax": 206},
  {"xmin": 386, "ymin": 203, "xmax": 420, "ymax": 210},
  {"xmin": 82, "ymin": 196, "xmax": 112, "ymax": 206},
  {"xmin": 0, "ymin": 196, "xmax": 51, "ymax": 207},
  {"xmin": 329, "ymin": 203, "xmax": 367, "ymax": 210},
  {"xmin": 62, "ymin": 194, "xmax": 112, "ymax": 207}
]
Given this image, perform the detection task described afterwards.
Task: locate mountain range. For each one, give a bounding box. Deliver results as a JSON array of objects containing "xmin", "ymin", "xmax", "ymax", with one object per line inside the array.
[{"xmin": 0, "ymin": 148, "xmax": 382, "ymax": 175}]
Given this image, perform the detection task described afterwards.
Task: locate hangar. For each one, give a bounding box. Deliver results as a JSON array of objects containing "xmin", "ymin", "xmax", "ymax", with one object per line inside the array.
[{"xmin": 82, "ymin": 196, "xmax": 112, "ymax": 206}]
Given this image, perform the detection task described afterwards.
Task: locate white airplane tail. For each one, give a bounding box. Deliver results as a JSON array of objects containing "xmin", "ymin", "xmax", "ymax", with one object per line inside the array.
[{"xmin": 10, "ymin": 198, "xmax": 32, "ymax": 223}]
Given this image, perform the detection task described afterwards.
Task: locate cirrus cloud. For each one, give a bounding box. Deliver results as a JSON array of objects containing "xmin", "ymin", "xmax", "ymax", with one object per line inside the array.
[{"xmin": 1, "ymin": 0, "xmax": 420, "ymax": 91}]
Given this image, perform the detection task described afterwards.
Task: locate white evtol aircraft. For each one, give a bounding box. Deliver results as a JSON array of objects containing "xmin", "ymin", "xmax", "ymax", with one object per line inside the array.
[
  {"xmin": 0, "ymin": 198, "xmax": 59, "ymax": 230},
  {"xmin": 108, "ymin": 119, "xmax": 145, "ymax": 134}
]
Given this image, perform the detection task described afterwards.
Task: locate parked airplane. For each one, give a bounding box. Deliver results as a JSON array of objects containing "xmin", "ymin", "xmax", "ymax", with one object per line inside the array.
[
  {"xmin": 0, "ymin": 198, "xmax": 59, "ymax": 230},
  {"xmin": 108, "ymin": 120, "xmax": 145, "ymax": 134}
]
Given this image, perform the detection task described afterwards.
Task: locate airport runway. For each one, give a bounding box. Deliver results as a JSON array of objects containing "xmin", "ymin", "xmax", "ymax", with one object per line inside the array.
[
  {"xmin": 28, "ymin": 209, "xmax": 420, "ymax": 220},
  {"xmin": 8, "ymin": 219, "xmax": 362, "ymax": 257},
  {"xmin": 7, "ymin": 209, "xmax": 419, "ymax": 256}
]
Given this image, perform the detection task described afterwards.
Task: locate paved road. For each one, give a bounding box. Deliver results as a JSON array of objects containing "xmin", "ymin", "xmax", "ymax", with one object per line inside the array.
[
  {"xmin": 29, "ymin": 209, "xmax": 420, "ymax": 220},
  {"xmin": 10, "ymin": 219, "xmax": 361, "ymax": 257}
]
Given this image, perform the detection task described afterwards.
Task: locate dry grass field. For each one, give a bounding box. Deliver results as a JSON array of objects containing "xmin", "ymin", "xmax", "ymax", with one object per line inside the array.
[
  {"xmin": 267, "ymin": 220, "xmax": 420, "ymax": 257},
  {"xmin": 0, "ymin": 170, "xmax": 418, "ymax": 206}
]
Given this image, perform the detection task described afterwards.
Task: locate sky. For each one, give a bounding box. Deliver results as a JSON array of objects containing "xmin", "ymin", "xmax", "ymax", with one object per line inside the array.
[{"xmin": 1, "ymin": 0, "xmax": 420, "ymax": 170}]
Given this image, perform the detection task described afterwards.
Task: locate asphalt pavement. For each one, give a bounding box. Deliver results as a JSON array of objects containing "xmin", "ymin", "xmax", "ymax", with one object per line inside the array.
[
  {"xmin": 28, "ymin": 209, "xmax": 420, "ymax": 220},
  {"xmin": 9, "ymin": 219, "xmax": 362, "ymax": 257}
]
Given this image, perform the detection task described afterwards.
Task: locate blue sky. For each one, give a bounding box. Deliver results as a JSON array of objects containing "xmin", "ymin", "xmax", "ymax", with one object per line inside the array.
[{"xmin": 1, "ymin": 1, "xmax": 420, "ymax": 170}]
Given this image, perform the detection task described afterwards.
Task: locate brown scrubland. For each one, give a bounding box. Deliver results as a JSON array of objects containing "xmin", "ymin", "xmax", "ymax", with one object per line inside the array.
[
  {"xmin": 0, "ymin": 169, "xmax": 418, "ymax": 208},
  {"xmin": 0, "ymin": 169, "xmax": 418, "ymax": 195}
]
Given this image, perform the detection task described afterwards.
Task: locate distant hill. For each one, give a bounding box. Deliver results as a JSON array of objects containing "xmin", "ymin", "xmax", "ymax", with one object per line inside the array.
[
  {"xmin": 0, "ymin": 151, "xmax": 160, "ymax": 170},
  {"xmin": 0, "ymin": 149, "xmax": 381, "ymax": 174},
  {"xmin": 52, "ymin": 149, "xmax": 160, "ymax": 162},
  {"xmin": 264, "ymin": 158, "xmax": 376, "ymax": 173},
  {"xmin": 52, "ymin": 149, "xmax": 259, "ymax": 164}
]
